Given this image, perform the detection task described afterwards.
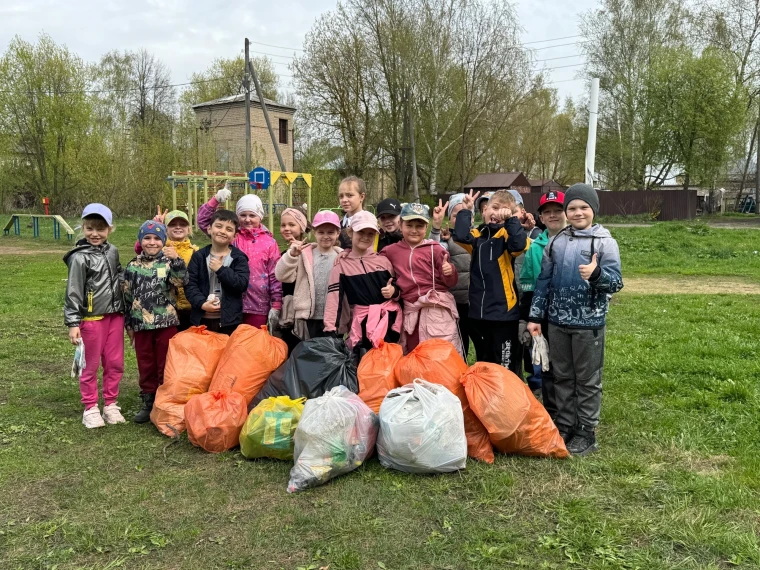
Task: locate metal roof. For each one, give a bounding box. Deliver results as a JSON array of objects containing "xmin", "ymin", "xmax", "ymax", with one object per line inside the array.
[
  {"xmin": 464, "ymin": 171, "xmax": 531, "ymax": 189},
  {"xmin": 192, "ymin": 93, "xmax": 296, "ymax": 113}
]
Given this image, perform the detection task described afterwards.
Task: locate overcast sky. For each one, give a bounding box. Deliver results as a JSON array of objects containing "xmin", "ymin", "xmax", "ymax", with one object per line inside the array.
[{"xmin": 0, "ymin": 0, "xmax": 598, "ymax": 103}]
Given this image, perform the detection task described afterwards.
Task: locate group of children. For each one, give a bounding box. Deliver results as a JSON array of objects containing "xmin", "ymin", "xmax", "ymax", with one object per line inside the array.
[{"xmin": 64, "ymin": 177, "xmax": 622, "ymax": 456}]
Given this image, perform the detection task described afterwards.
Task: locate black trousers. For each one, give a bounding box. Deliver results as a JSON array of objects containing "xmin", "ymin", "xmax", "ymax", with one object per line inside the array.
[
  {"xmin": 470, "ymin": 319, "xmax": 521, "ymax": 375},
  {"xmin": 457, "ymin": 303, "xmax": 479, "ymax": 362},
  {"xmin": 200, "ymin": 318, "xmax": 239, "ymax": 336}
]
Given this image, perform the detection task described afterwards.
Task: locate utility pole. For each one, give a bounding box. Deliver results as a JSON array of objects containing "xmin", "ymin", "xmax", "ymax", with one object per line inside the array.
[
  {"xmin": 407, "ymin": 87, "xmax": 420, "ymax": 201},
  {"xmin": 585, "ymin": 77, "xmax": 600, "ymax": 187},
  {"xmin": 248, "ymin": 58, "xmax": 286, "ymax": 172},
  {"xmin": 244, "ymin": 38, "xmax": 252, "ymax": 173},
  {"xmin": 400, "ymin": 92, "xmax": 408, "ymax": 198}
]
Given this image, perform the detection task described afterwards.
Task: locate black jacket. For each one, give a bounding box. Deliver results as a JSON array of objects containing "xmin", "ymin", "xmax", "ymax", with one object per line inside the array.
[
  {"xmin": 185, "ymin": 245, "xmax": 250, "ymax": 327},
  {"xmin": 453, "ymin": 210, "xmax": 528, "ymax": 322},
  {"xmin": 377, "ymin": 229, "xmax": 402, "ymax": 252}
]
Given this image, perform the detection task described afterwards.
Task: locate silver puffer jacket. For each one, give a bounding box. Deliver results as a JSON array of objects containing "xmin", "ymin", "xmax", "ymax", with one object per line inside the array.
[{"xmin": 63, "ymin": 240, "xmax": 124, "ymax": 327}]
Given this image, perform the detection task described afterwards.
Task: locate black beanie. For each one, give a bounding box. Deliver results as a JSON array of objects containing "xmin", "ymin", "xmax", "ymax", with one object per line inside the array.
[{"xmin": 564, "ymin": 183, "xmax": 599, "ymax": 216}]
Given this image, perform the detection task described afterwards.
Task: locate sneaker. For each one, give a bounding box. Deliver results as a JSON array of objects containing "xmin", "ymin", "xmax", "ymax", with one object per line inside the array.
[
  {"xmin": 82, "ymin": 407, "xmax": 105, "ymax": 429},
  {"xmin": 567, "ymin": 429, "xmax": 599, "ymax": 456},
  {"xmin": 102, "ymin": 403, "xmax": 126, "ymax": 425}
]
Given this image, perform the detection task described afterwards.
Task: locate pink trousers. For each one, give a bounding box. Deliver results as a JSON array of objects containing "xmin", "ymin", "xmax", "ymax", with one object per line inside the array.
[
  {"xmin": 79, "ymin": 313, "xmax": 125, "ymax": 409},
  {"xmin": 242, "ymin": 313, "xmax": 267, "ymax": 328}
]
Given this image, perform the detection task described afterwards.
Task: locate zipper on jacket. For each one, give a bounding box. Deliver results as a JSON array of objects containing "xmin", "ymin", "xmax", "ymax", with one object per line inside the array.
[
  {"xmin": 478, "ymin": 240, "xmax": 485, "ymax": 319},
  {"xmin": 88, "ymin": 291, "xmax": 93, "ymax": 313},
  {"xmin": 409, "ymin": 245, "xmax": 421, "ymax": 298}
]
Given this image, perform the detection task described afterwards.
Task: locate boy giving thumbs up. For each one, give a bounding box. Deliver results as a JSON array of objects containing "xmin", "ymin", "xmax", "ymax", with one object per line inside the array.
[{"xmin": 527, "ymin": 184, "xmax": 623, "ymax": 457}]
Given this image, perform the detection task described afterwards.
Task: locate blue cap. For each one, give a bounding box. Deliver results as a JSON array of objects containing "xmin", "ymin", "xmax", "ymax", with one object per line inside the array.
[
  {"xmin": 138, "ymin": 220, "xmax": 167, "ymax": 245},
  {"xmin": 81, "ymin": 203, "xmax": 113, "ymax": 226},
  {"xmin": 507, "ymin": 190, "xmax": 524, "ymax": 205},
  {"xmin": 400, "ymin": 202, "xmax": 430, "ymax": 222}
]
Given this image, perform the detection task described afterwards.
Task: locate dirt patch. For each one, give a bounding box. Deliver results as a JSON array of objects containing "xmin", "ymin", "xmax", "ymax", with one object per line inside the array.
[
  {"xmin": 0, "ymin": 246, "xmax": 67, "ymax": 255},
  {"xmin": 622, "ymin": 276, "xmax": 760, "ymax": 295}
]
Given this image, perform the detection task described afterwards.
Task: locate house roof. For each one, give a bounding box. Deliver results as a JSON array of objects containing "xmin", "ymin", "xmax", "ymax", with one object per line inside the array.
[
  {"xmin": 464, "ymin": 172, "xmax": 531, "ymax": 190},
  {"xmin": 192, "ymin": 93, "xmax": 296, "ymax": 113}
]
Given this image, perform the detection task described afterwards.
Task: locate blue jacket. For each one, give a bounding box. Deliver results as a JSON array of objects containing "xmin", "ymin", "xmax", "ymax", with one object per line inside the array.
[
  {"xmin": 453, "ymin": 209, "xmax": 529, "ymax": 321},
  {"xmin": 529, "ymin": 224, "xmax": 623, "ymax": 329}
]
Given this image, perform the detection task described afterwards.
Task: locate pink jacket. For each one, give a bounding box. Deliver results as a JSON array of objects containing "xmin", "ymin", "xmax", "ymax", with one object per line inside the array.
[
  {"xmin": 274, "ymin": 243, "xmax": 343, "ymax": 321},
  {"xmin": 380, "ymin": 239, "xmax": 458, "ymax": 304},
  {"xmin": 198, "ymin": 197, "xmax": 282, "ymax": 314}
]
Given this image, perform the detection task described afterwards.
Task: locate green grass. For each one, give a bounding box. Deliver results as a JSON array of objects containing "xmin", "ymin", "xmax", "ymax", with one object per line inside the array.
[{"xmin": 1, "ymin": 222, "xmax": 760, "ymax": 569}]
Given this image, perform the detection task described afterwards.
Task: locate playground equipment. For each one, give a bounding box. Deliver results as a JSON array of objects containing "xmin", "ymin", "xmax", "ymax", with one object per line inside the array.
[
  {"xmin": 167, "ymin": 169, "xmax": 313, "ymax": 231},
  {"xmin": 3, "ymin": 213, "xmax": 75, "ymax": 240}
]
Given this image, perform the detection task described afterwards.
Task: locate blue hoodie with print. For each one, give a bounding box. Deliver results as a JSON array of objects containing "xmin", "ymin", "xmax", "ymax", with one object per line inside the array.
[{"xmin": 528, "ymin": 224, "xmax": 623, "ymax": 329}]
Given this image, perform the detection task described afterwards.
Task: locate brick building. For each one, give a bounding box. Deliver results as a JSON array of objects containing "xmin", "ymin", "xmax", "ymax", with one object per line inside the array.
[{"xmin": 192, "ymin": 94, "xmax": 296, "ymax": 172}]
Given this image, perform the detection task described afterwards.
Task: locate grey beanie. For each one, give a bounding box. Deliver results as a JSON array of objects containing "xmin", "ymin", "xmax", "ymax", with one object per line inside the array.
[{"xmin": 564, "ymin": 183, "xmax": 599, "ymax": 216}]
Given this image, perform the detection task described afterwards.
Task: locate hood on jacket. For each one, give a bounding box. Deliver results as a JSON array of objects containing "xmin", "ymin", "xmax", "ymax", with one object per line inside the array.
[{"xmin": 63, "ymin": 239, "xmax": 111, "ymax": 264}]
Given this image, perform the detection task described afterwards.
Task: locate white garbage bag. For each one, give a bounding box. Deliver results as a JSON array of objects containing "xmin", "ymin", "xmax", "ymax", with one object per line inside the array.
[
  {"xmin": 377, "ymin": 379, "xmax": 467, "ymax": 474},
  {"xmin": 287, "ymin": 385, "xmax": 378, "ymax": 493}
]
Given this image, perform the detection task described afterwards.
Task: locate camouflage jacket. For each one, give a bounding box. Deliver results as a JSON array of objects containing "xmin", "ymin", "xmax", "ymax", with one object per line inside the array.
[{"xmin": 122, "ymin": 252, "xmax": 188, "ymax": 332}]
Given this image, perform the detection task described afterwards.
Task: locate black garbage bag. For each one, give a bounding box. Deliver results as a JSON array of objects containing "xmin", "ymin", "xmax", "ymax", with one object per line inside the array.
[{"xmin": 251, "ymin": 337, "xmax": 359, "ymax": 407}]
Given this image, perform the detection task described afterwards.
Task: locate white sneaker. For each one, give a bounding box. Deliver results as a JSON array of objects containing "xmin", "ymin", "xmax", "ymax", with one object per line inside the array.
[
  {"xmin": 102, "ymin": 403, "xmax": 126, "ymax": 425},
  {"xmin": 83, "ymin": 407, "xmax": 105, "ymax": 429}
]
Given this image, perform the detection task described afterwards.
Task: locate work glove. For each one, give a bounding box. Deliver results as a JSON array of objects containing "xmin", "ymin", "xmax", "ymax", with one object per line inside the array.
[
  {"xmin": 518, "ymin": 320, "xmax": 532, "ymax": 345},
  {"xmin": 531, "ymin": 333, "xmax": 550, "ymax": 372},
  {"xmin": 215, "ymin": 182, "xmax": 232, "ymax": 203},
  {"xmin": 70, "ymin": 338, "xmax": 86, "ymax": 378},
  {"xmin": 267, "ymin": 308, "xmax": 280, "ymax": 332}
]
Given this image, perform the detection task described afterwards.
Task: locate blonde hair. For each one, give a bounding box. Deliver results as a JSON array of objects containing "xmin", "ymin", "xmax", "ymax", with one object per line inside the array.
[
  {"xmin": 488, "ymin": 190, "xmax": 517, "ymax": 208},
  {"xmin": 339, "ymin": 176, "xmax": 367, "ymax": 198}
]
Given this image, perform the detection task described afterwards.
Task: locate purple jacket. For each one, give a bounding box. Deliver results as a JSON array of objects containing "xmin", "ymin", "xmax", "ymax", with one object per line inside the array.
[{"xmin": 198, "ymin": 197, "xmax": 282, "ymax": 314}]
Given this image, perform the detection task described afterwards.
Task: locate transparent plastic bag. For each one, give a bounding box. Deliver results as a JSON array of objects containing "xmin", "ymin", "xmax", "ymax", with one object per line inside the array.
[
  {"xmin": 287, "ymin": 386, "xmax": 378, "ymax": 493},
  {"xmin": 377, "ymin": 379, "xmax": 467, "ymax": 474}
]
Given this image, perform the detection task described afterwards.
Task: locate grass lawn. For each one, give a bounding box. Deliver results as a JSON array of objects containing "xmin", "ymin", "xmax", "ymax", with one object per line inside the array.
[{"xmin": 1, "ymin": 220, "xmax": 759, "ymax": 569}]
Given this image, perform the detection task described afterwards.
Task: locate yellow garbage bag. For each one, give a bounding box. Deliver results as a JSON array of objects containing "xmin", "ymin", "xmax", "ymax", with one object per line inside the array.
[{"xmin": 239, "ymin": 396, "xmax": 306, "ymax": 460}]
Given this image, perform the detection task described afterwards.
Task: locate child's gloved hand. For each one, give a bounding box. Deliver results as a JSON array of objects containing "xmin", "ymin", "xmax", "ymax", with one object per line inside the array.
[
  {"xmin": 267, "ymin": 308, "xmax": 280, "ymax": 332},
  {"xmin": 518, "ymin": 320, "xmax": 532, "ymax": 345},
  {"xmin": 381, "ymin": 278, "xmax": 395, "ymax": 299},
  {"xmin": 215, "ymin": 183, "xmax": 232, "ymax": 203},
  {"xmin": 531, "ymin": 333, "xmax": 550, "ymax": 372}
]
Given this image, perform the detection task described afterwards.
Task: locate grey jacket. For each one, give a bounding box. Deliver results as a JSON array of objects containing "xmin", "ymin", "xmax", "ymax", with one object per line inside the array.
[
  {"xmin": 428, "ymin": 228, "xmax": 471, "ymax": 305},
  {"xmin": 63, "ymin": 240, "xmax": 124, "ymax": 327},
  {"xmin": 529, "ymin": 224, "xmax": 623, "ymax": 329}
]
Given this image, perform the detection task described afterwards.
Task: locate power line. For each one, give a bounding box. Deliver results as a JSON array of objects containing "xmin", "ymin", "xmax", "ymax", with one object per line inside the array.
[
  {"xmin": 534, "ymin": 53, "xmax": 584, "ymax": 63},
  {"xmin": 523, "ymin": 34, "xmax": 583, "ymax": 45},
  {"xmin": 540, "ymin": 62, "xmax": 586, "ymax": 71},
  {"xmin": 530, "ymin": 40, "xmax": 587, "ymax": 51},
  {"xmin": 250, "ymin": 49, "xmax": 296, "ymax": 61},
  {"xmin": 248, "ymin": 39, "xmax": 303, "ymax": 52}
]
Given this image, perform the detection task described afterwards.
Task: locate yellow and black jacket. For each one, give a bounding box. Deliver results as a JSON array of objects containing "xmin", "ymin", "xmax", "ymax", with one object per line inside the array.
[{"xmin": 452, "ymin": 210, "xmax": 529, "ymax": 321}]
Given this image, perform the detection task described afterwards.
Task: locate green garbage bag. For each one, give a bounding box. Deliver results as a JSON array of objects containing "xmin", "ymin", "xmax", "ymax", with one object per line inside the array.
[{"xmin": 239, "ymin": 396, "xmax": 306, "ymax": 460}]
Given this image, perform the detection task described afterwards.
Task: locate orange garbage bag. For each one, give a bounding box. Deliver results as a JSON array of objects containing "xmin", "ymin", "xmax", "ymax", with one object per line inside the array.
[
  {"xmin": 209, "ymin": 325, "xmax": 288, "ymax": 405},
  {"xmin": 357, "ymin": 341, "xmax": 403, "ymax": 413},
  {"xmin": 151, "ymin": 326, "xmax": 229, "ymax": 436},
  {"xmin": 185, "ymin": 390, "xmax": 248, "ymax": 453},
  {"xmin": 394, "ymin": 339, "xmax": 494, "ymax": 463},
  {"xmin": 460, "ymin": 363, "xmax": 568, "ymax": 459}
]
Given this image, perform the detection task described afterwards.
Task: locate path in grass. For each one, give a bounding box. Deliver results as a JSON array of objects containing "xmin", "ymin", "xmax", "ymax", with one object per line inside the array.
[{"xmin": 622, "ymin": 275, "xmax": 760, "ymax": 294}]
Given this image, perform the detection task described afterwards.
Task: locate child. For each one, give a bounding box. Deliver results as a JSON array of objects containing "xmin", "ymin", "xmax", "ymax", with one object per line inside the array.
[
  {"xmin": 275, "ymin": 210, "xmax": 343, "ymax": 340},
  {"xmin": 323, "ymin": 211, "xmax": 401, "ymax": 359},
  {"xmin": 518, "ymin": 191, "xmax": 567, "ymax": 418},
  {"xmin": 338, "ymin": 176, "xmax": 370, "ymax": 249},
  {"xmin": 430, "ymin": 194, "xmax": 480, "ymax": 360},
  {"xmin": 381, "ymin": 203, "xmax": 461, "ymax": 356},
  {"xmin": 123, "ymin": 221, "xmax": 188, "ymax": 423},
  {"xmin": 474, "ymin": 191, "xmax": 494, "ymax": 220},
  {"xmin": 454, "ymin": 189, "xmax": 529, "ymax": 374},
  {"xmin": 63, "ymin": 204, "xmax": 126, "ymax": 429},
  {"xmin": 185, "ymin": 209, "xmax": 251, "ymax": 335},
  {"xmin": 197, "ymin": 187, "xmax": 281, "ymax": 332},
  {"xmin": 528, "ymin": 183, "xmax": 623, "ymax": 456},
  {"xmin": 276, "ymin": 206, "xmax": 312, "ymax": 353},
  {"xmin": 135, "ymin": 210, "xmax": 198, "ymax": 331},
  {"xmin": 375, "ymin": 198, "xmax": 403, "ymax": 251}
]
